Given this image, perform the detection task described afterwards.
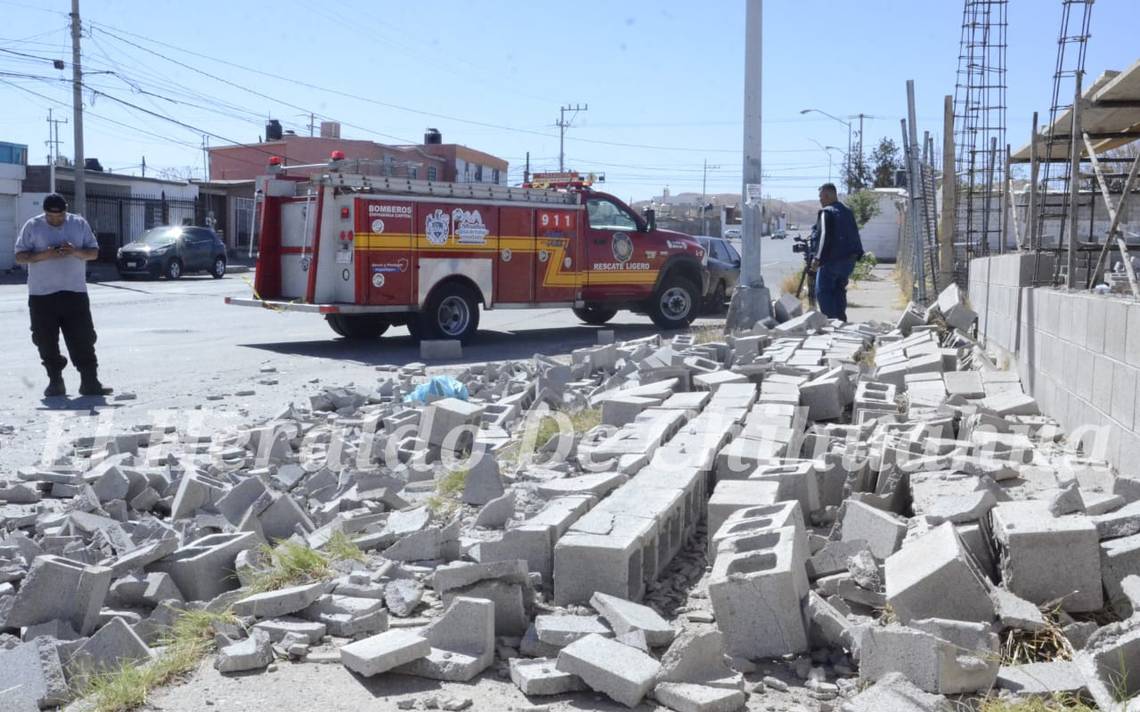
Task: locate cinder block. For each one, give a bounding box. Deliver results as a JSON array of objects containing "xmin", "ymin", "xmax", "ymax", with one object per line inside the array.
[
  {"xmin": 535, "ymin": 614, "xmax": 611, "ymax": 647},
  {"xmin": 991, "ymin": 501, "xmax": 1102, "ymax": 612},
  {"xmin": 556, "ymin": 634, "xmax": 661, "ymax": 707},
  {"xmin": 509, "ymin": 657, "xmax": 587, "ymax": 695},
  {"xmin": 859, "ymin": 620, "xmax": 999, "ymax": 694},
  {"xmin": 148, "ymin": 532, "xmax": 259, "ymax": 602},
  {"xmin": 416, "ymin": 397, "xmax": 484, "ymax": 451},
  {"xmin": 393, "ymin": 596, "xmax": 494, "ymax": 681},
  {"xmin": 654, "ymin": 683, "xmax": 747, "ymax": 712},
  {"xmin": 706, "ymin": 480, "xmax": 780, "ymax": 540},
  {"xmin": 885, "ymin": 523, "xmax": 995, "ymax": 624},
  {"xmin": 2, "ymin": 555, "xmax": 112, "ymax": 635},
  {"xmin": 708, "ymin": 501, "xmax": 805, "ymax": 560},
  {"xmin": 840, "ymin": 500, "xmax": 907, "ymax": 560},
  {"xmin": 554, "ymin": 514, "xmax": 657, "ymax": 604},
  {"xmin": 708, "ymin": 526, "xmax": 809, "ymax": 659},
  {"xmin": 1100, "ymin": 533, "xmax": 1140, "ymax": 616},
  {"xmin": 232, "ymin": 581, "xmax": 331, "ymax": 619},
  {"xmin": 1075, "ymin": 626, "xmax": 1140, "ymax": 710},
  {"xmin": 340, "ymin": 629, "xmax": 430, "ymax": 677},
  {"xmin": 749, "ymin": 461, "xmax": 820, "ymax": 516},
  {"xmin": 1111, "ymin": 362, "xmax": 1137, "ymax": 431}
]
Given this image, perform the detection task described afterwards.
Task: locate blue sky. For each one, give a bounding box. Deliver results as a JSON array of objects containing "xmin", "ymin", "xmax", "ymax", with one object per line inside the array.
[{"xmin": 0, "ymin": 0, "xmax": 1136, "ymax": 201}]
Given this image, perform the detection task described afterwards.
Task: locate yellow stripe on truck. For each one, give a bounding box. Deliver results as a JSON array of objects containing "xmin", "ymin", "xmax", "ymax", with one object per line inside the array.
[{"xmin": 353, "ymin": 233, "xmax": 657, "ymax": 287}]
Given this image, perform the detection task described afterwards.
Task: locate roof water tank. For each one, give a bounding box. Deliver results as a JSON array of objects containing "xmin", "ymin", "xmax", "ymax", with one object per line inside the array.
[
  {"xmin": 266, "ymin": 119, "xmax": 283, "ymax": 141},
  {"xmin": 424, "ymin": 128, "xmax": 442, "ymax": 145}
]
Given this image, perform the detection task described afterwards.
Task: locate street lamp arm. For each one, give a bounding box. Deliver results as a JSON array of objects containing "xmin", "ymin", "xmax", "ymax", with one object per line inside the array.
[{"xmin": 799, "ymin": 108, "xmax": 851, "ymax": 129}]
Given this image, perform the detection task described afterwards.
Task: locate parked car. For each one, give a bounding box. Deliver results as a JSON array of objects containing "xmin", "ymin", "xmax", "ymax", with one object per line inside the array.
[
  {"xmin": 117, "ymin": 226, "xmax": 227, "ymax": 280},
  {"xmin": 696, "ymin": 235, "xmax": 741, "ymax": 312},
  {"xmin": 722, "ymin": 226, "xmax": 742, "ymax": 240},
  {"xmin": 772, "ymin": 229, "xmax": 787, "ymax": 239}
]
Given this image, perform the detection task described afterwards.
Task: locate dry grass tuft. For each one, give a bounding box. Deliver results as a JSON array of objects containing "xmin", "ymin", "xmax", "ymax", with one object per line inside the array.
[{"xmin": 81, "ymin": 609, "xmax": 237, "ymax": 712}]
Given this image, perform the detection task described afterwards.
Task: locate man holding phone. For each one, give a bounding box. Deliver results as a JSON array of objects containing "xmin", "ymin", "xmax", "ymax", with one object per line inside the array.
[{"xmin": 14, "ymin": 193, "xmax": 113, "ymax": 398}]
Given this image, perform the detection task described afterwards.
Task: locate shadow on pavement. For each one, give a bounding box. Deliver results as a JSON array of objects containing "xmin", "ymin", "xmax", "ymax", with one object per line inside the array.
[{"xmin": 238, "ymin": 323, "xmax": 667, "ymax": 366}]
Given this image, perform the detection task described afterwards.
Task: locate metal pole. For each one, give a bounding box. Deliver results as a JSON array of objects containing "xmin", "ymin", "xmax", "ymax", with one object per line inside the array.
[
  {"xmin": 1028, "ymin": 111, "xmax": 1039, "ymax": 250},
  {"xmin": 1066, "ymin": 72, "xmax": 1083, "ymax": 289},
  {"xmin": 725, "ymin": 0, "xmax": 770, "ymax": 329},
  {"xmin": 1001, "ymin": 143, "xmax": 1011, "ymax": 254},
  {"xmin": 70, "ymin": 0, "xmax": 85, "ymax": 216},
  {"xmin": 47, "ymin": 108, "xmax": 56, "ymax": 193},
  {"xmin": 938, "ymin": 95, "xmax": 956, "ymax": 290},
  {"xmin": 906, "ymin": 79, "xmax": 927, "ymax": 303}
]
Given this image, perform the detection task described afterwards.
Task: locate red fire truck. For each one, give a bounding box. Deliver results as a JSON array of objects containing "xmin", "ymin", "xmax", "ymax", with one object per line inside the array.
[{"xmin": 227, "ymin": 158, "xmax": 708, "ymax": 342}]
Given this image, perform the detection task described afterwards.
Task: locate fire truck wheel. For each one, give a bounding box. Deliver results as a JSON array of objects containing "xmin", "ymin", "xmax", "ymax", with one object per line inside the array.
[
  {"xmin": 325, "ymin": 314, "xmax": 390, "ymax": 339},
  {"xmin": 421, "ymin": 282, "xmax": 481, "ymax": 343},
  {"xmin": 648, "ymin": 274, "xmax": 699, "ymax": 329},
  {"xmin": 572, "ymin": 306, "xmax": 617, "ymax": 325}
]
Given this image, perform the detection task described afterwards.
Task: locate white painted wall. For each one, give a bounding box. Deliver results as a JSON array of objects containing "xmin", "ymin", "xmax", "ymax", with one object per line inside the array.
[{"xmin": 858, "ymin": 189, "xmax": 905, "ymax": 262}]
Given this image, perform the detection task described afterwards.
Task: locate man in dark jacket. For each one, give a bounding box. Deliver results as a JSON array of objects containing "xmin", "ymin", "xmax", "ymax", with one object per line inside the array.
[{"xmin": 809, "ymin": 183, "xmax": 864, "ymax": 321}]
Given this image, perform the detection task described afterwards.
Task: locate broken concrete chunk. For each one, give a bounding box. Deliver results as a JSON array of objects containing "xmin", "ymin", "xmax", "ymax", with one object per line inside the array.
[
  {"xmin": 2, "ymin": 555, "xmax": 112, "ymax": 635},
  {"xmin": 232, "ymin": 581, "xmax": 331, "ymax": 619},
  {"xmin": 393, "ymin": 596, "xmax": 495, "ymax": 682},
  {"xmin": 509, "ymin": 657, "xmax": 588, "ymax": 696},
  {"xmin": 557, "ymin": 633, "xmax": 661, "ymax": 708},
  {"xmin": 590, "ymin": 592, "xmax": 675, "ymax": 648},
  {"xmin": 215, "ymin": 628, "xmax": 274, "ymax": 674},
  {"xmin": 340, "ymin": 628, "xmax": 431, "ymax": 677},
  {"xmin": 885, "ymin": 523, "xmax": 995, "ymax": 625}
]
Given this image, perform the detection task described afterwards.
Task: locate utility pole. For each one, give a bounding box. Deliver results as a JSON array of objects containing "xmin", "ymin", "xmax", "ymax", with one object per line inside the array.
[
  {"xmin": 46, "ymin": 108, "xmax": 67, "ymax": 193},
  {"xmin": 70, "ymin": 0, "xmax": 85, "ymax": 216},
  {"xmin": 701, "ymin": 159, "xmax": 721, "ymax": 235},
  {"xmin": 557, "ymin": 103, "xmax": 588, "ymax": 172},
  {"xmin": 141, "ymin": 156, "xmax": 146, "ymax": 178},
  {"xmin": 201, "ymin": 135, "xmax": 210, "ymax": 181},
  {"xmin": 309, "ymin": 113, "xmax": 316, "ymax": 137},
  {"xmin": 726, "ymin": 0, "xmax": 771, "ymax": 330},
  {"xmin": 524, "ymin": 151, "xmax": 530, "ymax": 185}
]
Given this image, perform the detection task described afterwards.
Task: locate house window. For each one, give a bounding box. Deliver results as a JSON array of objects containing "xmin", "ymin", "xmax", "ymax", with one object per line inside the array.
[
  {"xmin": 474, "ymin": 165, "xmax": 483, "ymax": 182},
  {"xmin": 427, "ymin": 166, "xmax": 437, "ymax": 182},
  {"xmin": 492, "ymin": 168, "xmax": 500, "ymax": 184},
  {"xmin": 383, "ymin": 156, "xmax": 395, "ymax": 176},
  {"xmin": 409, "ymin": 167, "xmax": 418, "ymax": 180}
]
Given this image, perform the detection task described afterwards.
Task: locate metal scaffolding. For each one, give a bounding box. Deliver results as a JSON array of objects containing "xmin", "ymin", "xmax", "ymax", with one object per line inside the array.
[{"xmin": 951, "ymin": 0, "xmax": 1008, "ymax": 288}]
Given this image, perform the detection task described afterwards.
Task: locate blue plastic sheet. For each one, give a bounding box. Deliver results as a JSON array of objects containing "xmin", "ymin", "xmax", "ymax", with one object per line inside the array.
[{"xmin": 403, "ymin": 375, "xmax": 469, "ymax": 404}]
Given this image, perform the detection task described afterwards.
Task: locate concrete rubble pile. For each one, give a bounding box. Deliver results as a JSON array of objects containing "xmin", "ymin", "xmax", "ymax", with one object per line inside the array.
[{"xmin": 1, "ymin": 283, "xmax": 1138, "ymax": 710}]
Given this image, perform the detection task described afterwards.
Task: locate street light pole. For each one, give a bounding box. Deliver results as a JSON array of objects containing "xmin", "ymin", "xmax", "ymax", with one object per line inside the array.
[
  {"xmin": 801, "ymin": 108, "xmax": 853, "ymax": 191},
  {"xmin": 725, "ymin": 0, "xmax": 772, "ymax": 330}
]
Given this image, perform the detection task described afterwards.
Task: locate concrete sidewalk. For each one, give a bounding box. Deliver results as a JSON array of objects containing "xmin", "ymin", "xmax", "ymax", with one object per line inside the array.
[{"xmin": 846, "ymin": 264, "xmax": 904, "ymax": 324}]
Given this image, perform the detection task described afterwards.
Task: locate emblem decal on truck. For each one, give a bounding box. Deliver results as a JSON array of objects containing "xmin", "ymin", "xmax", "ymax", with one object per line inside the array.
[
  {"xmin": 372, "ymin": 272, "xmax": 385, "ymax": 288},
  {"xmin": 425, "ymin": 209, "xmax": 450, "ymax": 245},
  {"xmin": 371, "ymin": 218, "xmax": 385, "ymax": 234},
  {"xmin": 612, "ymin": 232, "xmax": 634, "ymax": 263},
  {"xmin": 452, "ymin": 208, "xmax": 489, "ymax": 245}
]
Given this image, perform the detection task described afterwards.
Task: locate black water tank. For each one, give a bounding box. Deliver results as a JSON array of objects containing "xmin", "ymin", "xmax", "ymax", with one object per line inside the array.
[
  {"xmin": 424, "ymin": 128, "xmax": 442, "ymax": 145},
  {"xmin": 266, "ymin": 119, "xmax": 283, "ymax": 141},
  {"xmin": 84, "ymin": 158, "xmax": 104, "ymax": 172}
]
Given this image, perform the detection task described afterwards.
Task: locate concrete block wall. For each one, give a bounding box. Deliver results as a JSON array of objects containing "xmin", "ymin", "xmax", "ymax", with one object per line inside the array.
[
  {"xmin": 1017, "ymin": 288, "xmax": 1140, "ymax": 473},
  {"xmin": 968, "ymin": 253, "xmax": 1055, "ymax": 359},
  {"xmin": 971, "ymin": 253, "xmax": 1140, "ymax": 476}
]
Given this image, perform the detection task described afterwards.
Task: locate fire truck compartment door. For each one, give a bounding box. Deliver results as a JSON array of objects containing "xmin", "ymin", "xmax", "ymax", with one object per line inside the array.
[
  {"xmin": 279, "ymin": 200, "xmax": 312, "ymax": 300},
  {"xmin": 357, "ymin": 199, "xmax": 414, "ymax": 306}
]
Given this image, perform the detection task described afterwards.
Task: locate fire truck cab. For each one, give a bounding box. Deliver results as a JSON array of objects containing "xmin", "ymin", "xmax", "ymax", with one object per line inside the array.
[{"xmin": 227, "ymin": 160, "xmax": 708, "ymax": 343}]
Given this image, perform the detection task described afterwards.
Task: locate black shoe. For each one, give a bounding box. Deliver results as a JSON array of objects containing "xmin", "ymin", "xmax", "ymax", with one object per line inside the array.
[
  {"xmin": 43, "ymin": 374, "xmax": 66, "ymax": 398},
  {"xmin": 79, "ymin": 377, "xmax": 113, "ymax": 397}
]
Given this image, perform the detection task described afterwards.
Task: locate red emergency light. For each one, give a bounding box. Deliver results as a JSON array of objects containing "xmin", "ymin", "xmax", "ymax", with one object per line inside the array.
[
  {"xmin": 330, "ymin": 150, "xmax": 345, "ymax": 161},
  {"xmin": 267, "ymin": 156, "xmax": 283, "ymax": 166}
]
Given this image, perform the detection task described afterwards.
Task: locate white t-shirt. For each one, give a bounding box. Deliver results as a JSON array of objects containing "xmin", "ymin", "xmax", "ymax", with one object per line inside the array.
[{"xmin": 14, "ymin": 213, "xmax": 99, "ymax": 296}]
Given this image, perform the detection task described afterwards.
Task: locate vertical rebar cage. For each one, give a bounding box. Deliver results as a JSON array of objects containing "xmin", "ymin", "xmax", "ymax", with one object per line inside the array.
[{"xmin": 952, "ymin": 0, "xmax": 1009, "ymax": 289}]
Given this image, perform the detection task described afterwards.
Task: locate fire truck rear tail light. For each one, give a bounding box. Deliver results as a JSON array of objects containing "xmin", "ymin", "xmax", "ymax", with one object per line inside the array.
[{"xmin": 340, "ymin": 207, "xmax": 350, "ymax": 219}]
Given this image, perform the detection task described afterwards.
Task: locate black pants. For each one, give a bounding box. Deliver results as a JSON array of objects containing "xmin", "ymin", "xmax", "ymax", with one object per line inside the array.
[{"xmin": 28, "ymin": 291, "xmax": 99, "ymax": 375}]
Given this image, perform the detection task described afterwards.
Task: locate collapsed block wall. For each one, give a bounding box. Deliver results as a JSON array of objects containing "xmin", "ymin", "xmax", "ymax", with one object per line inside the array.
[{"xmin": 970, "ymin": 254, "xmax": 1140, "ymax": 474}]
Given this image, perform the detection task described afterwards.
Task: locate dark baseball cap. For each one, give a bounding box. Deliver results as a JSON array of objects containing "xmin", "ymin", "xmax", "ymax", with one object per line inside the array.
[{"xmin": 43, "ymin": 193, "xmax": 67, "ymax": 213}]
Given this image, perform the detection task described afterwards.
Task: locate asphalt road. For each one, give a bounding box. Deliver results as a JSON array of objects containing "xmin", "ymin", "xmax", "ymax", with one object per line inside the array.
[{"xmin": 0, "ymin": 237, "xmax": 802, "ymax": 470}]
